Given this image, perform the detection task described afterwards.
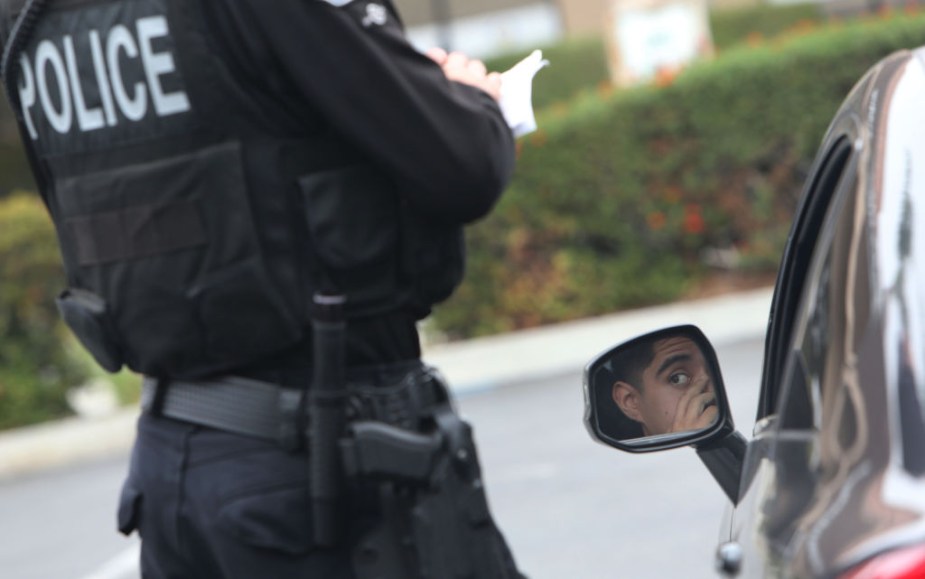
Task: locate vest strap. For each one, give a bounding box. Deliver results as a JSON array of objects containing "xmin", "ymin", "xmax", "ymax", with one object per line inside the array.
[{"xmin": 67, "ymin": 200, "xmax": 206, "ymax": 265}]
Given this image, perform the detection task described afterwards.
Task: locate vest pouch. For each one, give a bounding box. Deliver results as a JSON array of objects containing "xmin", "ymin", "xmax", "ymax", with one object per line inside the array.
[
  {"xmin": 299, "ymin": 165, "xmax": 401, "ymax": 315},
  {"xmin": 55, "ymin": 141, "xmax": 305, "ymax": 378},
  {"xmin": 55, "ymin": 288, "xmax": 124, "ymax": 373},
  {"xmin": 402, "ymin": 216, "xmax": 465, "ymax": 309},
  {"xmin": 189, "ymin": 259, "xmax": 302, "ymax": 364}
]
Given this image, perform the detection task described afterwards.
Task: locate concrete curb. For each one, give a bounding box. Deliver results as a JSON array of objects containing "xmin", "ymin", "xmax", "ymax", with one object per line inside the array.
[
  {"xmin": 0, "ymin": 409, "xmax": 139, "ymax": 480},
  {"xmin": 423, "ymin": 286, "xmax": 773, "ymax": 394},
  {"xmin": 0, "ymin": 287, "xmax": 773, "ymax": 481}
]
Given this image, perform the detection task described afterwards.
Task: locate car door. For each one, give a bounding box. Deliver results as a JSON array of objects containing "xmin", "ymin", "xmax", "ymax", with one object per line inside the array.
[
  {"xmin": 581, "ymin": 46, "xmax": 925, "ymax": 579},
  {"xmin": 720, "ymin": 127, "xmax": 859, "ymax": 577},
  {"xmin": 721, "ymin": 49, "xmax": 922, "ymax": 578}
]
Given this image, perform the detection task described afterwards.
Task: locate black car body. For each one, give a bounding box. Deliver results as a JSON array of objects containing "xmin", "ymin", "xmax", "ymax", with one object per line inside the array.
[{"xmin": 583, "ymin": 46, "xmax": 925, "ymax": 578}]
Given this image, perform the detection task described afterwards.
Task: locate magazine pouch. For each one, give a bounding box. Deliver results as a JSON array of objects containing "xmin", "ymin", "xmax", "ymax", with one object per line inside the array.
[{"xmin": 55, "ymin": 288, "xmax": 124, "ymax": 373}]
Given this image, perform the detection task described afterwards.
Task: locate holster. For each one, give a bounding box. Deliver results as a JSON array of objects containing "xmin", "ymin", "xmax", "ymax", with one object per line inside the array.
[
  {"xmin": 55, "ymin": 288, "xmax": 124, "ymax": 372},
  {"xmin": 340, "ymin": 369, "xmax": 523, "ymax": 579}
]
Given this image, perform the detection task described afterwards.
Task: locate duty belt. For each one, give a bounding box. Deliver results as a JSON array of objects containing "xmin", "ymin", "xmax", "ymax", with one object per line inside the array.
[{"xmin": 140, "ymin": 364, "xmax": 450, "ymax": 448}]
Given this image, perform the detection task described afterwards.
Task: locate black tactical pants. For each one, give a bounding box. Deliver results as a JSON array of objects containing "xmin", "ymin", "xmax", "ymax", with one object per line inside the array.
[
  {"xmin": 119, "ymin": 413, "xmax": 376, "ymax": 578},
  {"xmin": 118, "ymin": 403, "xmax": 524, "ymax": 578}
]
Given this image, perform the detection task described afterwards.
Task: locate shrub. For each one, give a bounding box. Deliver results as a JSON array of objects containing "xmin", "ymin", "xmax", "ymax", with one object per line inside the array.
[
  {"xmin": 0, "ymin": 99, "xmax": 37, "ymax": 199},
  {"xmin": 710, "ymin": 3, "xmax": 823, "ymax": 50},
  {"xmin": 432, "ymin": 13, "xmax": 925, "ymax": 339},
  {"xmin": 0, "ymin": 193, "xmax": 87, "ymax": 428}
]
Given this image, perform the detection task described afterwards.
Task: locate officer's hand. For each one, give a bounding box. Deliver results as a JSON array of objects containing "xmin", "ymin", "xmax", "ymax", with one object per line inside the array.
[
  {"xmin": 426, "ymin": 48, "xmax": 502, "ymax": 102},
  {"xmin": 669, "ymin": 372, "xmax": 718, "ymax": 434}
]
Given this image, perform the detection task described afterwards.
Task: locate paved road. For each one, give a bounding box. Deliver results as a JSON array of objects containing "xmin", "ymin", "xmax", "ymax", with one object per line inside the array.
[
  {"xmin": 0, "ymin": 454, "xmax": 135, "ymax": 579},
  {"xmin": 464, "ymin": 336, "xmax": 764, "ymax": 579},
  {"xmin": 0, "ymin": 336, "xmax": 764, "ymax": 579}
]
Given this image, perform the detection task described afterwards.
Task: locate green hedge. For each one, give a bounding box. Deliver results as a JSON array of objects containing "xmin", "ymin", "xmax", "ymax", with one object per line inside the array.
[
  {"xmin": 0, "ymin": 99, "xmax": 37, "ymax": 199},
  {"xmin": 710, "ymin": 3, "xmax": 823, "ymax": 49},
  {"xmin": 431, "ymin": 13, "xmax": 925, "ymax": 338},
  {"xmin": 0, "ymin": 193, "xmax": 87, "ymax": 429}
]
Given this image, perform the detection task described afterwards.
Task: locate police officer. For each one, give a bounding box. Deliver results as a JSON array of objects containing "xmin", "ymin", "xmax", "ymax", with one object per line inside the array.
[{"xmin": 1, "ymin": 0, "xmax": 523, "ymax": 577}]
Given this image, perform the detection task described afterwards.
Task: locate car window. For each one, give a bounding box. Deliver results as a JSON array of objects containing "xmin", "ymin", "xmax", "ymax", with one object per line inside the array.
[
  {"xmin": 777, "ymin": 245, "xmax": 836, "ymax": 431},
  {"xmin": 774, "ymin": 141, "xmax": 859, "ymax": 435},
  {"xmin": 759, "ymin": 136, "xmax": 855, "ymax": 422}
]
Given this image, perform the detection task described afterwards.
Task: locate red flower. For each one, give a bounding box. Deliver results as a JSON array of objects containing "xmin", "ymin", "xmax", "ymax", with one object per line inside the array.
[
  {"xmin": 654, "ymin": 66, "xmax": 678, "ymax": 88},
  {"xmin": 683, "ymin": 204, "xmax": 705, "ymax": 235}
]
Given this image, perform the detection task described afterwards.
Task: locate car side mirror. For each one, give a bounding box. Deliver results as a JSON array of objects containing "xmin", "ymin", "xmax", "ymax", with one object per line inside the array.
[
  {"xmin": 583, "ymin": 324, "xmax": 747, "ymax": 502},
  {"xmin": 583, "ymin": 324, "xmax": 735, "ymax": 453}
]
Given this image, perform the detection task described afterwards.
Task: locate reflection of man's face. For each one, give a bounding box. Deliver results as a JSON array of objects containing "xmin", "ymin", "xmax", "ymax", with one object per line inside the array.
[{"xmin": 612, "ymin": 337, "xmax": 717, "ymax": 436}]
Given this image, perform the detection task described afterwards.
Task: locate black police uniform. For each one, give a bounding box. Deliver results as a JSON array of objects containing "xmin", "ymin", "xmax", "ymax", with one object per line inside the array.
[{"xmin": 1, "ymin": 0, "xmax": 521, "ymax": 577}]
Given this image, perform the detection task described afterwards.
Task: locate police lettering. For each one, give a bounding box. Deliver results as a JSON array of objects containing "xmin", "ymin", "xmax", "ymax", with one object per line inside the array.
[{"xmin": 18, "ymin": 16, "xmax": 190, "ymax": 140}]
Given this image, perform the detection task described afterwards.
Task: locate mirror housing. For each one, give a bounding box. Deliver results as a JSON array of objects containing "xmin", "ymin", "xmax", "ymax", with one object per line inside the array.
[{"xmin": 583, "ymin": 325, "xmax": 736, "ymax": 453}]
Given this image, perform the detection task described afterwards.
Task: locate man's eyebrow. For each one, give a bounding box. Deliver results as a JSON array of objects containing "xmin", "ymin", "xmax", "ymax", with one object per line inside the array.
[{"xmin": 656, "ymin": 353, "xmax": 692, "ymax": 377}]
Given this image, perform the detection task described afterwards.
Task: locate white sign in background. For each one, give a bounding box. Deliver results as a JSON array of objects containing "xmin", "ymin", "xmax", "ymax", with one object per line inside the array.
[{"xmin": 608, "ymin": 0, "xmax": 713, "ymax": 87}]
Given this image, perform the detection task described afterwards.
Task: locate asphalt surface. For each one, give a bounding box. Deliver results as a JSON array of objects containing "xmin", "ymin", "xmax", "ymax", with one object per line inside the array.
[
  {"xmin": 0, "ymin": 286, "xmax": 774, "ymax": 481},
  {"xmin": 472, "ymin": 337, "xmax": 766, "ymax": 579},
  {"xmin": 0, "ymin": 336, "xmax": 767, "ymax": 579},
  {"xmin": 0, "ymin": 287, "xmax": 774, "ymax": 578}
]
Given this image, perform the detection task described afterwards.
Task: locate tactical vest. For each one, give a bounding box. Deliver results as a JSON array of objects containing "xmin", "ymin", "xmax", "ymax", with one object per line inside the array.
[{"xmin": 3, "ymin": 0, "xmax": 464, "ymax": 379}]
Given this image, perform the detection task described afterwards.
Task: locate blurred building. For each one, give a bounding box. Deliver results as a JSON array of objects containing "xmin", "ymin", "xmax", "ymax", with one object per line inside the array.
[
  {"xmin": 392, "ymin": 0, "xmax": 918, "ymax": 60},
  {"xmin": 556, "ymin": 0, "xmax": 612, "ymax": 36},
  {"xmin": 393, "ymin": 0, "xmax": 564, "ymax": 57},
  {"xmin": 392, "ymin": 0, "xmax": 716, "ymax": 58}
]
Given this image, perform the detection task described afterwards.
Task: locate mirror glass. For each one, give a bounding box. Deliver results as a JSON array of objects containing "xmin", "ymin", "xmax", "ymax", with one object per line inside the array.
[{"xmin": 585, "ymin": 325, "xmax": 726, "ymax": 450}]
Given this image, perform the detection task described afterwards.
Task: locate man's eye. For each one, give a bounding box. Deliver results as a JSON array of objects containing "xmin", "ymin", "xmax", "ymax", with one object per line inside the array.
[{"xmin": 669, "ymin": 372, "xmax": 691, "ymax": 386}]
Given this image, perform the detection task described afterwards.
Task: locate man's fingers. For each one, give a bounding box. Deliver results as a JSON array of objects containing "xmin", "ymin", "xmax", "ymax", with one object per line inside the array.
[
  {"xmin": 691, "ymin": 371, "xmax": 711, "ymax": 392},
  {"xmin": 697, "ymin": 404, "xmax": 719, "ymax": 429},
  {"xmin": 482, "ymin": 71, "xmax": 502, "ymax": 101},
  {"xmin": 672, "ymin": 390, "xmax": 718, "ymax": 432},
  {"xmin": 697, "ymin": 391, "xmax": 716, "ymax": 414},
  {"xmin": 678, "ymin": 376, "xmax": 705, "ymax": 404},
  {"xmin": 425, "ymin": 47, "xmax": 448, "ymax": 64},
  {"xmin": 445, "ymin": 51, "xmax": 469, "ymax": 70},
  {"xmin": 467, "ymin": 59, "xmax": 487, "ymax": 76},
  {"xmin": 683, "ymin": 391, "xmax": 714, "ymax": 419},
  {"xmin": 435, "ymin": 52, "xmax": 502, "ymax": 101}
]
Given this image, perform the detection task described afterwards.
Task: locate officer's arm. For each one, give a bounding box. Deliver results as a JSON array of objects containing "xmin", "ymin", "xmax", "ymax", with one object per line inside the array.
[{"xmin": 211, "ymin": 0, "xmax": 516, "ymax": 225}]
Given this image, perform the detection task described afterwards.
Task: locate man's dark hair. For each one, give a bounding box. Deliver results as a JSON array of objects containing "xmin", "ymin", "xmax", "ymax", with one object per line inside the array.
[
  {"xmin": 593, "ymin": 337, "xmax": 658, "ymax": 439},
  {"xmin": 607, "ymin": 339, "xmax": 656, "ymax": 393}
]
